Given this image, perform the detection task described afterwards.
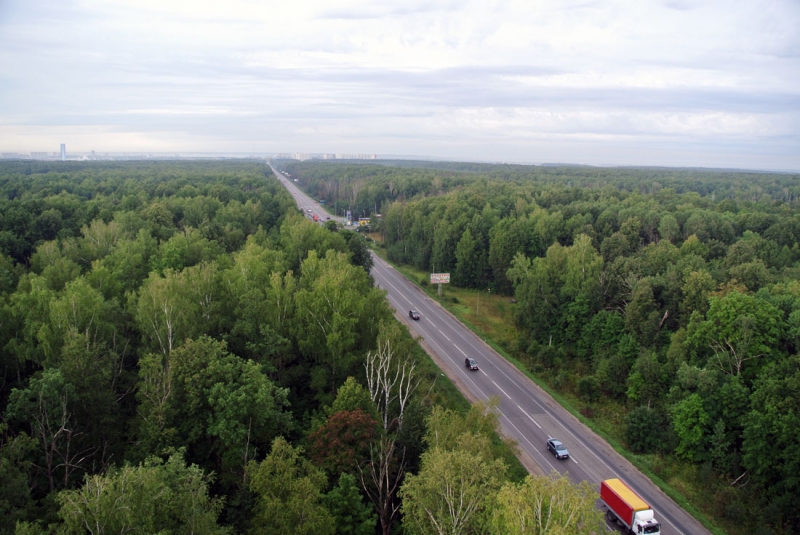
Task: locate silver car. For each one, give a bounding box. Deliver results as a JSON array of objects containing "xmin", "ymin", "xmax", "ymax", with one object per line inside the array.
[{"xmin": 547, "ymin": 438, "xmax": 570, "ymax": 460}]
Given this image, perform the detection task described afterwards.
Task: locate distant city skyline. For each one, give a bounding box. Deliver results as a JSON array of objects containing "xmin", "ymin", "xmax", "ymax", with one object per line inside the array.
[
  {"xmin": 3, "ymin": 147, "xmax": 800, "ymax": 173},
  {"xmin": 1, "ymin": 149, "xmax": 383, "ymax": 163},
  {"xmin": 1, "ymin": 1, "xmax": 798, "ymax": 171}
]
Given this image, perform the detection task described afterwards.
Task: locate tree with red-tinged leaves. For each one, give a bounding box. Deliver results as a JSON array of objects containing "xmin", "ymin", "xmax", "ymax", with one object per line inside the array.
[{"xmin": 307, "ymin": 408, "xmax": 378, "ymax": 477}]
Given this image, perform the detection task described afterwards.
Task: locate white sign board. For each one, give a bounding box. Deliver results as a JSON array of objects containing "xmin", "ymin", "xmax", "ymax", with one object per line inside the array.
[{"xmin": 430, "ymin": 273, "xmax": 450, "ymax": 284}]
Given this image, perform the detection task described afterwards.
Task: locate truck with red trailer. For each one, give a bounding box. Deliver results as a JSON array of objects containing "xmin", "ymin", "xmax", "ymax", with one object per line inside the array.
[
  {"xmin": 600, "ymin": 479, "xmax": 661, "ymax": 534},
  {"xmin": 312, "ymin": 213, "xmax": 319, "ymax": 222}
]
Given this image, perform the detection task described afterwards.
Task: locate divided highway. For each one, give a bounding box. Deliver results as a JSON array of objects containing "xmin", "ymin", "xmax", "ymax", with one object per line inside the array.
[{"xmin": 269, "ymin": 163, "xmax": 710, "ymax": 535}]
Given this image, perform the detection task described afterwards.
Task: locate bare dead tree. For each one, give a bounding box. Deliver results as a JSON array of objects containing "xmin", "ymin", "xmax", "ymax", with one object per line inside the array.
[
  {"xmin": 360, "ymin": 334, "xmax": 419, "ymax": 535},
  {"xmin": 29, "ymin": 379, "xmax": 93, "ymax": 492},
  {"xmin": 359, "ymin": 435, "xmax": 406, "ymax": 535},
  {"xmin": 710, "ymin": 338, "xmax": 762, "ymax": 377},
  {"xmin": 658, "ymin": 310, "xmax": 669, "ymax": 330},
  {"xmin": 364, "ymin": 337, "xmax": 417, "ymax": 431},
  {"xmin": 710, "ymin": 316, "xmax": 762, "ymax": 376},
  {"xmin": 730, "ymin": 470, "xmax": 749, "ymax": 488}
]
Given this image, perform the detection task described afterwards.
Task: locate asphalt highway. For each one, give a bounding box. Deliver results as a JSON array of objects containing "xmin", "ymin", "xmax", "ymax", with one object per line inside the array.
[{"xmin": 269, "ymin": 163, "xmax": 710, "ymax": 535}]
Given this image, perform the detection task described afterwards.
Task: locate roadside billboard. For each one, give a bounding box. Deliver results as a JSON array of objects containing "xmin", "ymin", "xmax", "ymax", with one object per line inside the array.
[{"xmin": 430, "ymin": 273, "xmax": 450, "ymax": 284}]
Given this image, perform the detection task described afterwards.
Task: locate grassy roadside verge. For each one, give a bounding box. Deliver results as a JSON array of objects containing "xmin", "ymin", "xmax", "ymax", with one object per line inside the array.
[
  {"xmin": 393, "ymin": 288, "xmax": 530, "ymax": 484},
  {"xmin": 369, "ymin": 239, "xmax": 727, "ymax": 535}
]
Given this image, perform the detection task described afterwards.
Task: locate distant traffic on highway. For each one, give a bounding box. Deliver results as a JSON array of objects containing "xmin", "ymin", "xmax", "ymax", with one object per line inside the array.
[{"xmin": 268, "ymin": 161, "xmax": 709, "ymax": 535}]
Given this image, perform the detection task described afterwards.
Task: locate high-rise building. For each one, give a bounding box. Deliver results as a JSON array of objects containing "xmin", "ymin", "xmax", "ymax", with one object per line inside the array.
[{"xmin": 60, "ymin": 143, "xmax": 66, "ymax": 161}]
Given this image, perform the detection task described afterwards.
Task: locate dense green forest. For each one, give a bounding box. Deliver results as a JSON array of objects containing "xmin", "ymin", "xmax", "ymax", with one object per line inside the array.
[
  {"xmin": 279, "ymin": 159, "xmax": 800, "ymax": 535},
  {"xmin": 0, "ymin": 160, "xmax": 601, "ymax": 535}
]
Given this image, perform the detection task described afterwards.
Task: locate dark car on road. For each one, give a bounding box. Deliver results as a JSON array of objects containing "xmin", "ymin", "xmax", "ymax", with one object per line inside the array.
[
  {"xmin": 465, "ymin": 357, "xmax": 479, "ymax": 371},
  {"xmin": 546, "ymin": 438, "xmax": 570, "ymax": 460},
  {"xmin": 409, "ymin": 310, "xmax": 420, "ymax": 320}
]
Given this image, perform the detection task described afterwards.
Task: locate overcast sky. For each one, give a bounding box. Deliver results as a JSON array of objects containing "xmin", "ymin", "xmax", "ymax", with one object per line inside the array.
[{"xmin": 1, "ymin": 0, "xmax": 798, "ymax": 170}]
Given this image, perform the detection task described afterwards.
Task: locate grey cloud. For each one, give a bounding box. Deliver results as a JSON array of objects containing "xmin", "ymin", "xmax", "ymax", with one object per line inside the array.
[
  {"xmin": 1, "ymin": 0, "xmax": 799, "ymax": 169},
  {"xmin": 318, "ymin": 1, "xmax": 461, "ymax": 21},
  {"xmin": 662, "ymin": 0, "xmax": 702, "ymax": 11},
  {"xmin": 219, "ymin": 64, "xmax": 799, "ymax": 116}
]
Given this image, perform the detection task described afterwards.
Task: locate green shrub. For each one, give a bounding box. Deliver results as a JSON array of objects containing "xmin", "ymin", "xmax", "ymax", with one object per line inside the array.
[
  {"xmin": 625, "ymin": 405, "xmax": 666, "ymax": 454},
  {"xmin": 578, "ymin": 376, "xmax": 600, "ymax": 402}
]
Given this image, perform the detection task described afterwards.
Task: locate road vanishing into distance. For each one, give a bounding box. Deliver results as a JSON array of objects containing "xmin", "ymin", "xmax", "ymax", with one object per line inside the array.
[{"xmin": 269, "ymin": 163, "xmax": 710, "ymax": 535}]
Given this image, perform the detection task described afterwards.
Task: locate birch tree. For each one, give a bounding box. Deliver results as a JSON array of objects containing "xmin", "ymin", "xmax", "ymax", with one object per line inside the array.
[
  {"xmin": 57, "ymin": 451, "xmax": 228, "ymax": 535},
  {"xmin": 359, "ymin": 322, "xmax": 418, "ymax": 535},
  {"xmin": 400, "ymin": 433, "xmax": 506, "ymax": 535},
  {"xmin": 134, "ymin": 269, "xmax": 196, "ymax": 355},
  {"xmin": 490, "ymin": 473, "xmax": 605, "ymax": 535}
]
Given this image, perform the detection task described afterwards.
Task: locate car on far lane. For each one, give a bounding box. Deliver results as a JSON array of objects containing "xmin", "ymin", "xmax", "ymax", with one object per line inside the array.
[
  {"xmin": 465, "ymin": 357, "xmax": 479, "ymax": 371},
  {"xmin": 409, "ymin": 310, "xmax": 420, "ymax": 320},
  {"xmin": 546, "ymin": 438, "xmax": 570, "ymax": 460}
]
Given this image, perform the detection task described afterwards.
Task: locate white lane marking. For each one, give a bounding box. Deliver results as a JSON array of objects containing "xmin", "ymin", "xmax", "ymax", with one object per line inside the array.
[
  {"xmin": 375, "ymin": 273, "xmax": 414, "ymax": 306},
  {"xmin": 424, "ymin": 337, "xmax": 491, "ymax": 400},
  {"xmin": 540, "ymin": 408, "xmax": 615, "ymax": 472},
  {"xmin": 382, "ymin": 287, "xmax": 439, "ymax": 335},
  {"xmin": 519, "ymin": 405, "xmax": 542, "ymax": 429},
  {"xmin": 654, "ymin": 510, "xmax": 684, "ymax": 535},
  {"xmin": 431, "ymin": 310, "xmax": 547, "ymax": 407},
  {"xmin": 280, "ymin": 184, "xmax": 664, "ymax": 532},
  {"xmin": 454, "ymin": 339, "xmax": 603, "ymax": 470},
  {"xmin": 544, "ymin": 433, "xmax": 579, "ymax": 464},
  {"xmin": 492, "ymin": 362, "xmax": 540, "ymax": 402},
  {"xmin": 471, "ymin": 360, "xmax": 682, "ymax": 529},
  {"xmin": 373, "ymin": 266, "xmax": 449, "ymax": 331},
  {"xmin": 453, "ymin": 344, "xmax": 468, "ymax": 357},
  {"xmin": 491, "ymin": 380, "xmax": 512, "ymax": 400},
  {"xmin": 371, "ymin": 255, "xmax": 685, "ymax": 535},
  {"xmin": 500, "ymin": 414, "xmax": 557, "ymax": 474}
]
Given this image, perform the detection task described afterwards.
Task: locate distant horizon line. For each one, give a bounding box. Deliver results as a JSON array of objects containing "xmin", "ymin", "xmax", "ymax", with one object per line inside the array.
[{"xmin": 1, "ymin": 150, "xmax": 797, "ymax": 175}]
